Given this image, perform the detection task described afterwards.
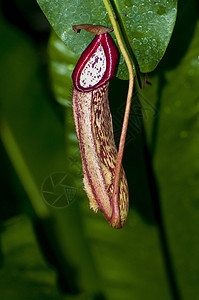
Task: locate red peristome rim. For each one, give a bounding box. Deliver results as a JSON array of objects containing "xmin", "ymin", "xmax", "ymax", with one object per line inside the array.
[{"xmin": 72, "ymin": 33, "xmax": 118, "ymax": 92}]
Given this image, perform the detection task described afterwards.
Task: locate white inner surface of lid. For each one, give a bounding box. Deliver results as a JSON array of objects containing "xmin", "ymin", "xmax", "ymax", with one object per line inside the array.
[{"xmin": 80, "ymin": 44, "xmax": 106, "ymax": 88}]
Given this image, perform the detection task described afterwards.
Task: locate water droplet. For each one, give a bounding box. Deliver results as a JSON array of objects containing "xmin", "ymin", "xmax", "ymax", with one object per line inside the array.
[
  {"xmin": 135, "ymin": 14, "xmax": 140, "ymax": 21},
  {"xmin": 152, "ymin": 39, "xmax": 157, "ymax": 47},
  {"xmin": 172, "ymin": 7, "xmax": 177, "ymax": 14},
  {"xmin": 135, "ymin": 50, "xmax": 140, "ymax": 56},
  {"xmin": 132, "ymin": 38, "xmax": 140, "ymax": 49},
  {"xmin": 137, "ymin": 25, "xmax": 142, "ymax": 32},
  {"xmin": 132, "ymin": 5, "xmax": 138, "ymax": 13},
  {"xmin": 147, "ymin": 11, "xmax": 153, "ymax": 19},
  {"xmin": 141, "ymin": 12, "xmax": 147, "ymax": 20},
  {"xmin": 145, "ymin": 49, "xmax": 149, "ymax": 55},
  {"xmin": 159, "ymin": 33, "xmax": 164, "ymax": 40},
  {"xmin": 134, "ymin": 0, "xmax": 139, "ymax": 4},
  {"xmin": 143, "ymin": 37, "xmax": 148, "ymax": 44}
]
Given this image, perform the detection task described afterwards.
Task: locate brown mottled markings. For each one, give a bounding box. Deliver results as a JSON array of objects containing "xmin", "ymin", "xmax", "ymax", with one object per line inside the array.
[{"xmin": 72, "ymin": 82, "xmax": 129, "ymax": 228}]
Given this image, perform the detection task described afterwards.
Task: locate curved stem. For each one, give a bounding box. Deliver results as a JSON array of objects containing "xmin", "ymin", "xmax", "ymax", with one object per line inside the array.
[{"xmin": 102, "ymin": 0, "xmax": 134, "ymax": 224}]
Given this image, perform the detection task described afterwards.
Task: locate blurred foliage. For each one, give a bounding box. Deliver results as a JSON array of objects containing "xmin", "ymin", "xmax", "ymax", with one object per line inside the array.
[
  {"xmin": 0, "ymin": 0, "xmax": 199, "ymax": 300},
  {"xmin": 0, "ymin": 216, "xmax": 66, "ymax": 300}
]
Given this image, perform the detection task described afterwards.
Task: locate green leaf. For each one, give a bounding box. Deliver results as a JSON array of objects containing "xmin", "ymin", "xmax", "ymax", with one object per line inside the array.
[
  {"xmin": 139, "ymin": 2, "xmax": 199, "ymax": 297},
  {"xmin": 36, "ymin": 0, "xmax": 177, "ymax": 78},
  {"xmin": 0, "ymin": 215, "xmax": 65, "ymax": 299},
  {"xmin": 114, "ymin": 0, "xmax": 177, "ymax": 72}
]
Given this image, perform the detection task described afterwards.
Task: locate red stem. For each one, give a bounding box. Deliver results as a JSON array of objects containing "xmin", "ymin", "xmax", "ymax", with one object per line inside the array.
[{"xmin": 111, "ymin": 76, "xmax": 134, "ymax": 227}]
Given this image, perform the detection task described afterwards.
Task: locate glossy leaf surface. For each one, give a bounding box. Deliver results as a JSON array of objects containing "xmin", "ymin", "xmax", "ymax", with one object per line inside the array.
[{"xmin": 37, "ymin": 0, "xmax": 177, "ymax": 78}]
